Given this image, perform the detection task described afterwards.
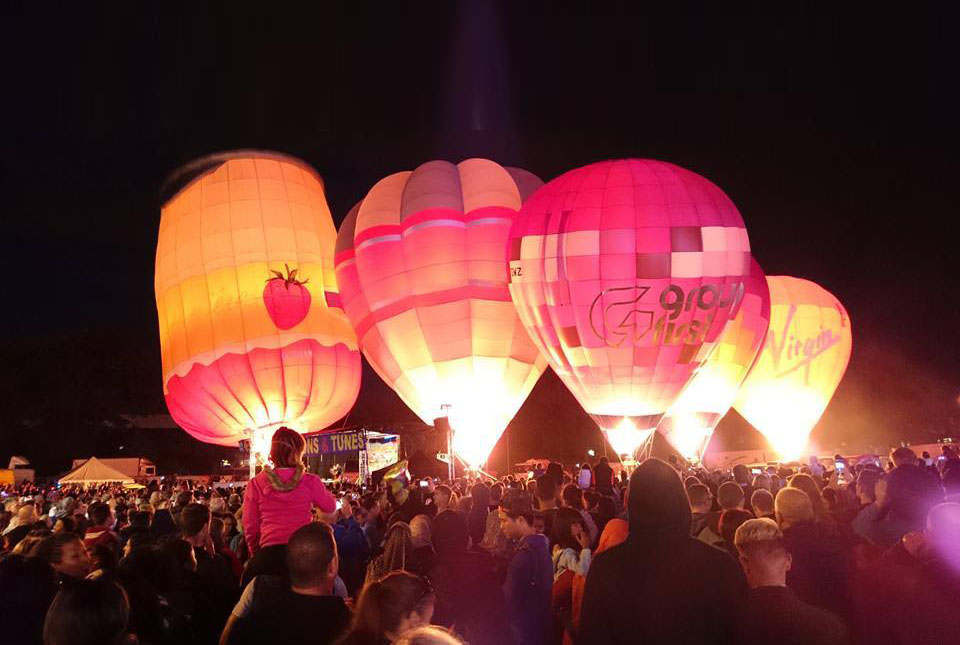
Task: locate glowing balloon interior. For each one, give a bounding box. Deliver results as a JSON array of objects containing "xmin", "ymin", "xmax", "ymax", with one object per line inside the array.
[
  {"xmin": 659, "ymin": 256, "xmax": 771, "ymax": 461},
  {"xmin": 335, "ymin": 159, "xmax": 547, "ymax": 468},
  {"xmin": 604, "ymin": 418, "xmax": 655, "ymax": 461},
  {"xmin": 155, "ymin": 152, "xmax": 361, "ymax": 459},
  {"xmin": 508, "ymin": 159, "xmax": 753, "ymax": 436},
  {"xmin": 734, "ymin": 276, "xmax": 852, "ymax": 460}
]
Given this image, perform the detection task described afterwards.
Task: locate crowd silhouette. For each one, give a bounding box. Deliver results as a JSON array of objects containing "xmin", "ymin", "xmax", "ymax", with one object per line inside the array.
[{"xmin": 3, "ymin": 432, "xmax": 959, "ymax": 645}]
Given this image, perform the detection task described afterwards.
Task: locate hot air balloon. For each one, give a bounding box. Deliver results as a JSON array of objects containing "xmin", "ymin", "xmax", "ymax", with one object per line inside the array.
[
  {"xmin": 508, "ymin": 159, "xmax": 752, "ymax": 459},
  {"xmin": 658, "ymin": 257, "xmax": 771, "ymax": 461},
  {"xmin": 334, "ymin": 159, "xmax": 547, "ymax": 468},
  {"xmin": 155, "ymin": 151, "xmax": 361, "ymax": 466},
  {"xmin": 734, "ymin": 276, "xmax": 852, "ymax": 460}
]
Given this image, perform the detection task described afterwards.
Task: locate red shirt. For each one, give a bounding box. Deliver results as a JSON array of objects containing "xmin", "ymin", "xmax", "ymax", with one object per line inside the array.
[{"xmin": 84, "ymin": 525, "xmax": 119, "ymax": 552}]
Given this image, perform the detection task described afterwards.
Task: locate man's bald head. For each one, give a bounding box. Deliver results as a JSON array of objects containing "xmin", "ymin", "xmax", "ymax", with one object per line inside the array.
[
  {"xmin": 286, "ymin": 522, "xmax": 338, "ymax": 589},
  {"xmin": 17, "ymin": 504, "xmax": 37, "ymax": 522},
  {"xmin": 410, "ymin": 514, "xmax": 432, "ymax": 548}
]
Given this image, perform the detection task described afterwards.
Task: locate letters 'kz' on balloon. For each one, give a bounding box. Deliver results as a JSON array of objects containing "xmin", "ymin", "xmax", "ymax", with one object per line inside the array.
[
  {"xmin": 508, "ymin": 159, "xmax": 752, "ymax": 458},
  {"xmin": 659, "ymin": 256, "xmax": 771, "ymax": 461},
  {"xmin": 734, "ymin": 276, "xmax": 852, "ymax": 460},
  {"xmin": 155, "ymin": 152, "xmax": 361, "ymax": 459},
  {"xmin": 335, "ymin": 159, "xmax": 547, "ymax": 468}
]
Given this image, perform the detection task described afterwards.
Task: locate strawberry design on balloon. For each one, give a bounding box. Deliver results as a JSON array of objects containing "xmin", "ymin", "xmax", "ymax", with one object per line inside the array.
[{"xmin": 263, "ymin": 264, "xmax": 312, "ymax": 329}]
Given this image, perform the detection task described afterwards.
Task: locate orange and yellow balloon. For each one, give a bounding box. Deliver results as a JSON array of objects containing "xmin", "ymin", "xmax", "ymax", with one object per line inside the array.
[
  {"xmin": 155, "ymin": 151, "xmax": 361, "ymax": 460},
  {"xmin": 334, "ymin": 159, "xmax": 547, "ymax": 468},
  {"xmin": 734, "ymin": 276, "xmax": 852, "ymax": 460},
  {"xmin": 659, "ymin": 256, "xmax": 771, "ymax": 461}
]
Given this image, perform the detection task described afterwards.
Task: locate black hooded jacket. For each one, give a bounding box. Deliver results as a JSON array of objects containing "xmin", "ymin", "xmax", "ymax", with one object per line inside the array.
[
  {"xmin": 579, "ymin": 459, "xmax": 748, "ymax": 645},
  {"xmin": 425, "ymin": 511, "xmax": 513, "ymax": 645}
]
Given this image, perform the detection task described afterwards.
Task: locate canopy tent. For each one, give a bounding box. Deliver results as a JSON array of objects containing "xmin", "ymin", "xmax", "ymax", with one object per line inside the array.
[{"xmin": 59, "ymin": 457, "xmax": 135, "ymax": 484}]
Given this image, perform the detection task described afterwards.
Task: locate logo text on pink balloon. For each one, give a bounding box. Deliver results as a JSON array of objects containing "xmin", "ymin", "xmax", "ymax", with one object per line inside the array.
[{"xmin": 589, "ymin": 282, "xmax": 744, "ymax": 348}]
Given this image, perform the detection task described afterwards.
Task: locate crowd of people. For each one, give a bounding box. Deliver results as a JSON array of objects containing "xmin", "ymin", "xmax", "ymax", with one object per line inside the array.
[{"xmin": 2, "ymin": 430, "xmax": 959, "ymax": 645}]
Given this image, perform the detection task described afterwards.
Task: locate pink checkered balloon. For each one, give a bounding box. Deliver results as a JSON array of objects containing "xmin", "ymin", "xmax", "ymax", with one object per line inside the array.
[{"xmin": 507, "ymin": 159, "xmax": 752, "ymax": 441}]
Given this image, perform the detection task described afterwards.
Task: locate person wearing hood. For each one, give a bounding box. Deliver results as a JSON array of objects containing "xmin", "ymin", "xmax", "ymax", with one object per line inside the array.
[
  {"xmin": 241, "ymin": 427, "xmax": 337, "ymax": 587},
  {"xmin": 149, "ymin": 508, "xmax": 179, "ymax": 539},
  {"xmin": 579, "ymin": 458, "xmax": 747, "ymax": 645}
]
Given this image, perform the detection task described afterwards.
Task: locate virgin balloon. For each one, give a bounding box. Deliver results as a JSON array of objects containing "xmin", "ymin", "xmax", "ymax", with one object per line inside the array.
[{"xmin": 734, "ymin": 275, "xmax": 852, "ymax": 460}]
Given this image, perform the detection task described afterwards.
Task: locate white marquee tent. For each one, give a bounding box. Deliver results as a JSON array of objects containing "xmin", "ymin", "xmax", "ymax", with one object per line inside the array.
[{"xmin": 59, "ymin": 457, "xmax": 135, "ymax": 484}]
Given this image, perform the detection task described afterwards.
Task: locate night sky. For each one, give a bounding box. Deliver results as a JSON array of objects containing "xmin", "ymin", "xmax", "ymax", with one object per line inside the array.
[{"xmin": 2, "ymin": 2, "xmax": 957, "ymax": 474}]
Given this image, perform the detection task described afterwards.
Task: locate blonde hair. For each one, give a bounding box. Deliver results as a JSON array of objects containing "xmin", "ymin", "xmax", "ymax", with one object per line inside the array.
[
  {"xmin": 394, "ymin": 625, "xmax": 466, "ymax": 645},
  {"xmin": 734, "ymin": 517, "xmax": 783, "ymax": 550},
  {"xmin": 775, "ymin": 487, "xmax": 815, "ymax": 525}
]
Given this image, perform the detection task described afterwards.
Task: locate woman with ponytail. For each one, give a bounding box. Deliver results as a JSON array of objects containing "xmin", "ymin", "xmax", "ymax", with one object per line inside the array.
[
  {"xmin": 241, "ymin": 427, "xmax": 336, "ymax": 587},
  {"xmin": 338, "ymin": 571, "xmax": 436, "ymax": 645}
]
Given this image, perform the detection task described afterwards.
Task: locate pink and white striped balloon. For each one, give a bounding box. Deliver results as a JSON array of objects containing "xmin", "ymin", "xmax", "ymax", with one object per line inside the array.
[{"xmin": 335, "ymin": 159, "xmax": 547, "ymax": 467}]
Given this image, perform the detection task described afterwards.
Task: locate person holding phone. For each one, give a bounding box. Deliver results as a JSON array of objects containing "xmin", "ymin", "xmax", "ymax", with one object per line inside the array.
[
  {"xmin": 834, "ymin": 459, "xmax": 847, "ymax": 484},
  {"xmin": 552, "ymin": 508, "xmax": 593, "ymax": 578}
]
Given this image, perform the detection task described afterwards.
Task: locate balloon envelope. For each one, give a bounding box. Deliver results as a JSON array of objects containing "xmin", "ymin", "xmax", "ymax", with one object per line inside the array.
[
  {"xmin": 734, "ymin": 275, "xmax": 852, "ymax": 460},
  {"xmin": 155, "ymin": 151, "xmax": 361, "ymax": 455},
  {"xmin": 507, "ymin": 159, "xmax": 753, "ymax": 456},
  {"xmin": 335, "ymin": 159, "xmax": 547, "ymax": 467},
  {"xmin": 659, "ymin": 256, "xmax": 771, "ymax": 460}
]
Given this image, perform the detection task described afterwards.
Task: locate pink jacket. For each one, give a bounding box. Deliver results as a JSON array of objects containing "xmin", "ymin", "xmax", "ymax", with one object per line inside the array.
[{"xmin": 242, "ymin": 468, "xmax": 336, "ymax": 552}]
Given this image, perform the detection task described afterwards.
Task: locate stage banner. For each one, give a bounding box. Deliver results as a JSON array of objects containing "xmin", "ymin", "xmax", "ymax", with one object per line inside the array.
[{"xmin": 304, "ymin": 430, "xmax": 365, "ymax": 457}]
